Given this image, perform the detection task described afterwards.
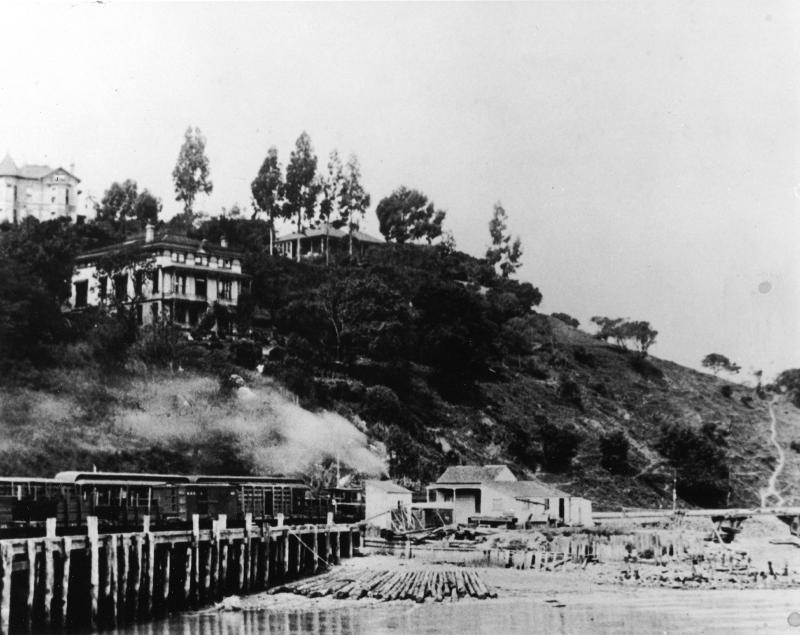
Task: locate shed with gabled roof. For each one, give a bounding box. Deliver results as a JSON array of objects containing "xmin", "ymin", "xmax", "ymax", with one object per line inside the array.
[{"xmin": 427, "ymin": 464, "xmax": 592, "ymax": 527}]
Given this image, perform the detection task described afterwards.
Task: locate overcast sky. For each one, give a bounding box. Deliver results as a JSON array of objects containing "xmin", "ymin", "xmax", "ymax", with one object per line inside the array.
[{"xmin": 1, "ymin": 1, "xmax": 798, "ymax": 378}]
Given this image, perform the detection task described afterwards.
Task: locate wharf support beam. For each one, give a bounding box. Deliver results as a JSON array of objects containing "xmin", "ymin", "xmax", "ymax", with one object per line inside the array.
[{"xmin": 0, "ymin": 518, "xmax": 361, "ymax": 634}]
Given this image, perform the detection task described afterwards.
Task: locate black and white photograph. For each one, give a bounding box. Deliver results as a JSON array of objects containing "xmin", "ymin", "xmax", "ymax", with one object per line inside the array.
[{"xmin": 0, "ymin": 1, "xmax": 798, "ymax": 633}]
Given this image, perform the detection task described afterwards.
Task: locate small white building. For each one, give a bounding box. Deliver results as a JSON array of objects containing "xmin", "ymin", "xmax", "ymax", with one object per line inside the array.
[
  {"xmin": 364, "ymin": 480, "xmax": 412, "ymax": 530},
  {"xmin": 426, "ymin": 464, "xmax": 592, "ymax": 527}
]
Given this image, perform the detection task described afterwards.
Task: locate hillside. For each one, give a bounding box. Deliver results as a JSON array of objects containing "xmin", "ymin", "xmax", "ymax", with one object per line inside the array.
[{"xmin": 1, "ymin": 221, "xmax": 798, "ymax": 509}]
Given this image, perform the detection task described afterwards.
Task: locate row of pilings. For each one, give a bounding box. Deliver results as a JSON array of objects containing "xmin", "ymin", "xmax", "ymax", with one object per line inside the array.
[{"xmin": 0, "ymin": 515, "xmax": 361, "ymax": 633}]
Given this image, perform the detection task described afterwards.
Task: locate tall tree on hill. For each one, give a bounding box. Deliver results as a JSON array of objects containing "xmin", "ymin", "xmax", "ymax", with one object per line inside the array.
[
  {"xmin": 340, "ymin": 154, "xmax": 371, "ymax": 256},
  {"xmin": 96, "ymin": 180, "xmax": 162, "ymax": 236},
  {"xmin": 284, "ymin": 132, "xmax": 319, "ymax": 261},
  {"xmin": 486, "ymin": 202, "xmax": 522, "ymax": 278},
  {"xmin": 319, "ymin": 149, "xmax": 345, "ymax": 265},
  {"xmin": 375, "ymin": 186, "xmax": 446, "ymax": 244},
  {"xmin": 172, "ymin": 126, "xmax": 213, "ymax": 220},
  {"xmin": 250, "ymin": 145, "xmax": 285, "ymax": 255}
]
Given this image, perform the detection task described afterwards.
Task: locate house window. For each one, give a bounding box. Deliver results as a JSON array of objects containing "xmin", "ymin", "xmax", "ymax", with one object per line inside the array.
[
  {"xmin": 98, "ymin": 276, "xmax": 108, "ymax": 301},
  {"xmin": 151, "ymin": 302, "xmax": 159, "ymax": 322},
  {"xmin": 74, "ymin": 280, "xmax": 88, "ymax": 308},
  {"xmin": 114, "ymin": 274, "xmax": 127, "ymax": 301},
  {"xmin": 177, "ymin": 275, "xmax": 187, "ymax": 295},
  {"xmin": 136, "ymin": 304, "xmax": 143, "ymax": 326},
  {"xmin": 175, "ymin": 304, "xmax": 187, "ymax": 324},
  {"xmin": 218, "ymin": 280, "xmax": 232, "ymax": 300},
  {"xmin": 151, "ymin": 269, "xmax": 159, "ymax": 293},
  {"xmin": 195, "ymin": 278, "xmax": 207, "ymax": 299},
  {"xmin": 222, "ymin": 259, "xmax": 232, "ymax": 269},
  {"xmin": 171, "ymin": 252, "xmax": 186, "ymax": 263},
  {"xmin": 133, "ymin": 271, "xmax": 144, "ymax": 296}
]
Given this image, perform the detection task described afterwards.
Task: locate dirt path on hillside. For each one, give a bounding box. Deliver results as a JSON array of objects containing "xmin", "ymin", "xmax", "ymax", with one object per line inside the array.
[{"xmin": 760, "ymin": 400, "xmax": 786, "ymax": 507}]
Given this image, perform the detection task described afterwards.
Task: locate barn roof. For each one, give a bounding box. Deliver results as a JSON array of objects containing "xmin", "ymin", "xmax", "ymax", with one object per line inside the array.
[{"xmin": 435, "ymin": 465, "xmax": 516, "ymax": 483}]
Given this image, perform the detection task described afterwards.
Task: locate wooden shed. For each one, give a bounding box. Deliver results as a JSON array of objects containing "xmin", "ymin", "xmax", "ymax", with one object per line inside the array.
[{"xmin": 364, "ymin": 480, "xmax": 413, "ymax": 529}]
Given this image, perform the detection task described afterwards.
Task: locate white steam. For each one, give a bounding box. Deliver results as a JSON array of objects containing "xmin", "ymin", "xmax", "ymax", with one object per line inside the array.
[{"xmin": 115, "ymin": 374, "xmax": 387, "ymax": 477}]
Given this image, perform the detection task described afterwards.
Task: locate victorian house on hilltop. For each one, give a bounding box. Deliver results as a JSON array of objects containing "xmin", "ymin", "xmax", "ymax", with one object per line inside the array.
[
  {"xmin": 0, "ymin": 153, "xmax": 81, "ymax": 224},
  {"xmin": 69, "ymin": 224, "xmax": 250, "ymax": 332}
]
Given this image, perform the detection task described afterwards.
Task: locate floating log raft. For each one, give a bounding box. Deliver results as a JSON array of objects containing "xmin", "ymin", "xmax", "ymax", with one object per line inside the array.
[{"xmin": 272, "ymin": 567, "xmax": 497, "ymax": 603}]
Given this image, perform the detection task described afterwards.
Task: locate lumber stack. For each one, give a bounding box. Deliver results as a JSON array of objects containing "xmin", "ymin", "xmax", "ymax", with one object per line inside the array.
[{"xmin": 271, "ymin": 568, "xmax": 497, "ymax": 602}]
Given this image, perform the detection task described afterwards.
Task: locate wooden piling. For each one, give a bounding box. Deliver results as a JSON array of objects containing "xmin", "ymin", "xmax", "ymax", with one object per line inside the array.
[
  {"xmin": 25, "ymin": 539, "xmax": 36, "ymax": 630},
  {"xmin": 120, "ymin": 536, "xmax": 130, "ymax": 622},
  {"xmin": 107, "ymin": 534, "xmax": 118, "ymax": 627},
  {"xmin": 43, "ymin": 538, "xmax": 54, "ymax": 627},
  {"xmin": 191, "ymin": 515, "xmax": 200, "ymax": 606},
  {"xmin": 59, "ymin": 537, "xmax": 71, "ymax": 628},
  {"xmin": 1, "ymin": 543, "xmax": 13, "ymax": 635},
  {"xmin": 259, "ymin": 524, "xmax": 270, "ymax": 591},
  {"xmin": 162, "ymin": 545, "xmax": 171, "ymax": 613},
  {"xmin": 131, "ymin": 535, "xmax": 141, "ymax": 619},
  {"xmin": 210, "ymin": 521, "xmax": 219, "ymax": 600},
  {"xmin": 242, "ymin": 513, "xmax": 252, "ymax": 592},
  {"xmin": 144, "ymin": 532, "xmax": 155, "ymax": 618},
  {"xmin": 203, "ymin": 538, "xmax": 212, "ymax": 604},
  {"xmin": 237, "ymin": 539, "xmax": 245, "ymax": 592},
  {"xmin": 220, "ymin": 538, "xmax": 229, "ymax": 596},
  {"xmin": 88, "ymin": 516, "xmax": 100, "ymax": 630},
  {"xmin": 183, "ymin": 544, "xmax": 192, "ymax": 608}
]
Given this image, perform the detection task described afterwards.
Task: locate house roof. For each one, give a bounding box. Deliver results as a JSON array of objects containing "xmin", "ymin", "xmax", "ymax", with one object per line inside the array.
[
  {"xmin": 0, "ymin": 155, "xmax": 80, "ymax": 182},
  {"xmin": 483, "ymin": 480, "xmax": 571, "ymax": 499},
  {"xmin": 0, "ymin": 153, "xmax": 17, "ymax": 177},
  {"xmin": 365, "ymin": 479, "xmax": 412, "ymax": 494},
  {"xmin": 435, "ymin": 465, "xmax": 516, "ymax": 484},
  {"xmin": 276, "ymin": 223, "xmax": 383, "ymax": 245},
  {"xmin": 76, "ymin": 230, "xmax": 242, "ymax": 262}
]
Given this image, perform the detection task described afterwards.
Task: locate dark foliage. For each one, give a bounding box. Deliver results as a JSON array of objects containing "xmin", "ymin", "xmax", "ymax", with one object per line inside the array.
[
  {"xmin": 539, "ymin": 420, "xmax": 580, "ymax": 472},
  {"xmin": 600, "ymin": 431, "xmax": 630, "ymax": 474},
  {"xmin": 552, "ymin": 312, "xmax": 580, "ymax": 328},
  {"xmin": 656, "ymin": 423, "xmax": 730, "ymax": 507}
]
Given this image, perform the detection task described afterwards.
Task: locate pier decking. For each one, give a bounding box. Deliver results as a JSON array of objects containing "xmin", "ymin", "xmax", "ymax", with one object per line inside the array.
[{"xmin": 0, "ymin": 514, "xmax": 361, "ymax": 633}]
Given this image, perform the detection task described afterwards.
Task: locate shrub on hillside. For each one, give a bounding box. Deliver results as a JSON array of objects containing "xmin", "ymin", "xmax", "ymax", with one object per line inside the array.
[
  {"xmin": 558, "ymin": 374, "xmax": 583, "ymax": 409},
  {"xmin": 539, "ymin": 420, "xmax": 580, "ymax": 472},
  {"xmin": 720, "ymin": 385, "xmax": 733, "ymax": 398},
  {"xmin": 656, "ymin": 423, "xmax": 729, "ymax": 507},
  {"xmin": 552, "ymin": 312, "xmax": 580, "ymax": 328},
  {"xmin": 600, "ymin": 430, "xmax": 630, "ymax": 474},
  {"xmin": 364, "ymin": 385, "xmax": 402, "ymax": 425},
  {"xmin": 630, "ymin": 355, "xmax": 664, "ymax": 380}
]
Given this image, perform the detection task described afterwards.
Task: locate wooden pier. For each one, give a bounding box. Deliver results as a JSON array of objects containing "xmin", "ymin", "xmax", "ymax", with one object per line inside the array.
[{"xmin": 0, "ymin": 514, "xmax": 361, "ymax": 633}]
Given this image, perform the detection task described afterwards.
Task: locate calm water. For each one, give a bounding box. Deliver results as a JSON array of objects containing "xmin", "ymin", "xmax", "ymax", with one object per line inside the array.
[{"xmin": 113, "ymin": 589, "xmax": 800, "ymax": 634}]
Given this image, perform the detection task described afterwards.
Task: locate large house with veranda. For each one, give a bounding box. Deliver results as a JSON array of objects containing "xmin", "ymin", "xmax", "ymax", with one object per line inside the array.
[{"xmin": 69, "ymin": 224, "xmax": 250, "ymax": 332}]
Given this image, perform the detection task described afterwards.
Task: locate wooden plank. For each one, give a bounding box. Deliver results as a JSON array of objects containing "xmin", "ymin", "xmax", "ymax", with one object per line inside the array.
[
  {"xmin": 1, "ymin": 543, "xmax": 13, "ymax": 635},
  {"xmin": 312, "ymin": 526, "xmax": 319, "ymax": 573},
  {"xmin": 242, "ymin": 514, "xmax": 251, "ymax": 592},
  {"xmin": 59, "ymin": 538, "xmax": 71, "ymax": 628}
]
